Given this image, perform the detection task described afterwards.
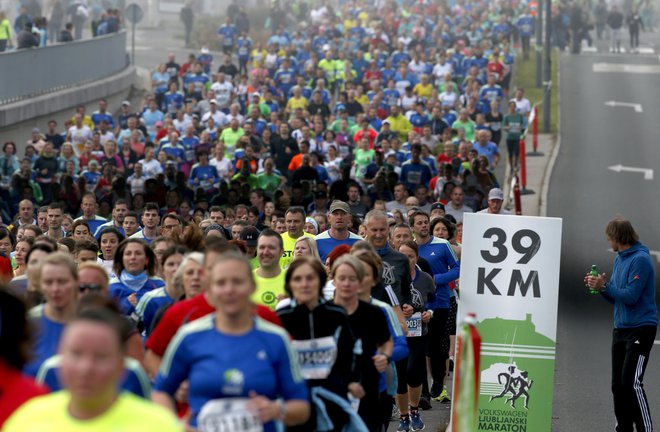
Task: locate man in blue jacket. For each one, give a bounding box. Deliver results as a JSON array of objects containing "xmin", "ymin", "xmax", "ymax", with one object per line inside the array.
[{"xmin": 586, "ymin": 218, "xmax": 658, "ymax": 432}]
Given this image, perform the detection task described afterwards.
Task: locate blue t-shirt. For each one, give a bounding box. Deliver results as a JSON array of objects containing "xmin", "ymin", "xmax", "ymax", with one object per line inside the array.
[
  {"xmin": 135, "ymin": 286, "xmax": 175, "ymax": 335},
  {"xmin": 24, "ymin": 306, "xmax": 64, "ymax": 377},
  {"xmin": 400, "ymin": 161, "xmax": 432, "ymax": 192},
  {"xmin": 315, "ymin": 231, "xmax": 363, "ymax": 262},
  {"xmin": 237, "ymin": 37, "xmax": 252, "ymax": 59},
  {"xmin": 91, "ymin": 111, "xmax": 115, "ymax": 128},
  {"xmin": 74, "ymin": 215, "xmax": 108, "ymax": 235},
  {"xmin": 109, "ymin": 276, "xmax": 166, "ymax": 315},
  {"xmin": 473, "ymin": 141, "xmax": 500, "ymax": 166},
  {"xmin": 94, "ymin": 221, "xmax": 126, "ymax": 239},
  {"xmin": 417, "ymin": 236, "xmax": 460, "ymax": 309},
  {"xmin": 36, "ymin": 355, "xmax": 151, "ymax": 398},
  {"xmin": 188, "ymin": 164, "xmax": 220, "ymax": 192},
  {"xmin": 154, "ymin": 316, "xmax": 309, "ymax": 430},
  {"xmin": 162, "ymin": 91, "xmax": 185, "ymax": 115},
  {"xmin": 181, "ymin": 135, "xmax": 200, "ymax": 162},
  {"xmin": 217, "ymin": 24, "xmax": 237, "ymax": 47},
  {"xmin": 517, "ymin": 16, "xmax": 535, "ymax": 37}
]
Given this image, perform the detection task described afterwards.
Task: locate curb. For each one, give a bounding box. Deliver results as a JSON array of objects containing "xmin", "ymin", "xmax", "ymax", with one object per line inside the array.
[{"xmin": 539, "ymin": 52, "xmax": 561, "ymax": 218}]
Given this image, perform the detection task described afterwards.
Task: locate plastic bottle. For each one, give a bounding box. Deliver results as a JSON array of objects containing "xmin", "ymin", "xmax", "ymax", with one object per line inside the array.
[{"xmin": 589, "ymin": 265, "xmax": 600, "ymax": 295}]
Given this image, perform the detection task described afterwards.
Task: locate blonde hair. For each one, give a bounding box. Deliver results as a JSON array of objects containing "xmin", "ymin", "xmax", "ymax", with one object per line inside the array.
[
  {"xmin": 330, "ymin": 254, "xmax": 365, "ymax": 282},
  {"xmin": 294, "ymin": 236, "xmax": 321, "ymax": 263}
]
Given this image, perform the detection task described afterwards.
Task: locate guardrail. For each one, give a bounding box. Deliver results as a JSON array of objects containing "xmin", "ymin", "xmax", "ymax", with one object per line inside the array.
[{"xmin": 0, "ymin": 30, "xmax": 128, "ymax": 104}]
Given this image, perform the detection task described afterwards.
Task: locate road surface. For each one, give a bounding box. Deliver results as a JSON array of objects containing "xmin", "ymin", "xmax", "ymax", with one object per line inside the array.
[{"xmin": 550, "ymin": 39, "xmax": 660, "ymax": 430}]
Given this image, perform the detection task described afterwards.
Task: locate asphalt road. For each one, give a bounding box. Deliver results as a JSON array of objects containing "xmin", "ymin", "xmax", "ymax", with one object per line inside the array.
[{"xmin": 549, "ymin": 43, "xmax": 660, "ymax": 430}]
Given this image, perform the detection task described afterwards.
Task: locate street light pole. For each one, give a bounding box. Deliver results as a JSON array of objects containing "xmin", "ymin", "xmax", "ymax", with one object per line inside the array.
[
  {"xmin": 543, "ymin": 0, "xmax": 552, "ymax": 133},
  {"xmin": 535, "ymin": 1, "xmax": 543, "ymax": 88}
]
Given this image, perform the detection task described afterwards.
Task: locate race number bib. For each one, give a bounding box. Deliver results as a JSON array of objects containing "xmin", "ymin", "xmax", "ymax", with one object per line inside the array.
[
  {"xmin": 406, "ymin": 170, "xmax": 422, "ymax": 186},
  {"xmin": 198, "ymin": 398, "xmax": 263, "ymax": 432},
  {"xmin": 291, "ymin": 336, "xmax": 338, "ymax": 380},
  {"xmin": 406, "ymin": 312, "xmax": 422, "ymax": 337}
]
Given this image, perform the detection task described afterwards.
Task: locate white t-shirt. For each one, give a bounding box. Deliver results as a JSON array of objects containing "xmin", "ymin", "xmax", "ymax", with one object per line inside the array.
[
  {"xmin": 140, "ymin": 159, "xmax": 163, "ymax": 179},
  {"xmin": 511, "ymin": 97, "xmax": 532, "ymax": 117},
  {"xmin": 433, "ymin": 62, "xmax": 453, "ymax": 80},
  {"xmin": 210, "ymin": 157, "xmax": 233, "ymax": 181},
  {"xmin": 68, "ymin": 125, "xmax": 93, "ymax": 155},
  {"xmin": 211, "ymin": 81, "xmax": 234, "ymax": 108},
  {"xmin": 202, "ymin": 110, "xmax": 228, "ymax": 128}
]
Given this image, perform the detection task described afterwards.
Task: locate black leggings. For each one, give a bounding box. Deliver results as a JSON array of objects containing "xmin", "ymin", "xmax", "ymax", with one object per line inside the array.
[
  {"xmin": 397, "ymin": 335, "xmax": 428, "ymax": 393},
  {"xmin": 427, "ymin": 308, "xmax": 450, "ymax": 384}
]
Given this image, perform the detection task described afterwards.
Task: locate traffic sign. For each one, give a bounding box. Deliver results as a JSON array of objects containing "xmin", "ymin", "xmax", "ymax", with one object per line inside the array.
[{"xmin": 125, "ymin": 3, "xmax": 144, "ymax": 24}]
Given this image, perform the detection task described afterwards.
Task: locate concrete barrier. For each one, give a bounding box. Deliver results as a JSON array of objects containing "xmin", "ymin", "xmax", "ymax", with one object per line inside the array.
[{"xmin": 0, "ymin": 66, "xmax": 136, "ymax": 153}]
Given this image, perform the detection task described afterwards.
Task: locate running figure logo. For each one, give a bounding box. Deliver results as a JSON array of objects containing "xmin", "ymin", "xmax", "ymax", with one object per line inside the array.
[{"xmin": 484, "ymin": 364, "xmax": 534, "ymax": 409}]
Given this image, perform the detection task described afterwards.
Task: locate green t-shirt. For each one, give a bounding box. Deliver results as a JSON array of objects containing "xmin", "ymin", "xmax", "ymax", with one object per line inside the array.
[
  {"xmin": 257, "ymin": 172, "xmax": 281, "ymax": 194},
  {"xmin": 503, "ymin": 113, "xmax": 525, "ymax": 141},
  {"xmin": 252, "ymin": 268, "xmax": 286, "ymax": 310},
  {"xmin": 220, "ymin": 127, "xmax": 245, "ymax": 150},
  {"xmin": 4, "ymin": 391, "xmax": 180, "ymax": 432},
  {"xmin": 279, "ymin": 231, "xmax": 315, "ymax": 269},
  {"xmin": 451, "ymin": 119, "xmax": 477, "ymax": 142}
]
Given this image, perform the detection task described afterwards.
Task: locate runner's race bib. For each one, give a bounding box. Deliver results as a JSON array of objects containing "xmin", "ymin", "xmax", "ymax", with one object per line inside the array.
[
  {"xmin": 198, "ymin": 398, "xmax": 263, "ymax": 432},
  {"xmin": 291, "ymin": 336, "xmax": 338, "ymax": 380},
  {"xmin": 406, "ymin": 312, "xmax": 422, "ymax": 337}
]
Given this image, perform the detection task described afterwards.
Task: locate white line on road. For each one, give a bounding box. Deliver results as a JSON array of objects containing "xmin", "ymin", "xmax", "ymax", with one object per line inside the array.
[
  {"xmin": 655, "ymin": 341, "xmax": 660, "ymax": 345},
  {"xmin": 608, "ymin": 164, "xmax": 653, "ymax": 180},
  {"xmin": 604, "ymin": 101, "xmax": 643, "ymax": 112},
  {"xmin": 593, "ymin": 63, "xmax": 660, "ymax": 73}
]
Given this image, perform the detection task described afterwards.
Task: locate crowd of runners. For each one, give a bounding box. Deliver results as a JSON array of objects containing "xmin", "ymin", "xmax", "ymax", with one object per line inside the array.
[{"xmin": 0, "ymin": 0, "xmax": 558, "ymax": 430}]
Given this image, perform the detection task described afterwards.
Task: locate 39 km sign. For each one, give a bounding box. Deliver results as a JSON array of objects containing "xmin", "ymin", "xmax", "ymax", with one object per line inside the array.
[{"xmin": 457, "ymin": 213, "xmax": 563, "ymax": 432}]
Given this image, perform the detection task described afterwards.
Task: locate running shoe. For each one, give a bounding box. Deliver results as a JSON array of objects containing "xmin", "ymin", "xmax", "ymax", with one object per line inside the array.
[
  {"xmin": 410, "ymin": 412, "xmax": 425, "ymax": 431},
  {"xmin": 430, "ymin": 382, "xmax": 442, "ymax": 400},
  {"xmin": 418, "ymin": 395, "xmax": 432, "ymax": 410},
  {"xmin": 397, "ymin": 417, "xmax": 411, "ymax": 432},
  {"xmin": 438, "ymin": 388, "xmax": 452, "ymax": 404}
]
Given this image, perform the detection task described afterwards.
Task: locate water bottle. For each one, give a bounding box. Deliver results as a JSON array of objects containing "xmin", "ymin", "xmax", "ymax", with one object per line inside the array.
[{"xmin": 589, "ymin": 265, "xmax": 600, "ymax": 295}]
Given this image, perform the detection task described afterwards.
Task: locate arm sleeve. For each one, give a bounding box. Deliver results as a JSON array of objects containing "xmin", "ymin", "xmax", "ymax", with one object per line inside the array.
[
  {"xmin": 434, "ymin": 246, "xmax": 461, "ymax": 285},
  {"xmin": 153, "ymin": 332, "xmax": 192, "ymax": 396},
  {"xmin": 400, "ymin": 258, "xmax": 412, "ymax": 306},
  {"xmin": 382, "ymin": 307, "xmax": 409, "ymax": 362},
  {"xmin": 603, "ymin": 256, "xmax": 652, "ymax": 306},
  {"xmin": 275, "ymin": 336, "xmax": 310, "ymax": 401}
]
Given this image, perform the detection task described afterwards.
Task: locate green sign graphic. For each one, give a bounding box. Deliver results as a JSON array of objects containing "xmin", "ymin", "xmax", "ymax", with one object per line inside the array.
[{"xmin": 476, "ymin": 314, "xmax": 555, "ymax": 432}]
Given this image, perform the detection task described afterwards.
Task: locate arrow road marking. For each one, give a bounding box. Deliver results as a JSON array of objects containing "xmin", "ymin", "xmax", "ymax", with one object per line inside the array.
[
  {"xmin": 604, "ymin": 101, "xmax": 643, "ymax": 112},
  {"xmin": 608, "ymin": 164, "xmax": 653, "ymax": 180}
]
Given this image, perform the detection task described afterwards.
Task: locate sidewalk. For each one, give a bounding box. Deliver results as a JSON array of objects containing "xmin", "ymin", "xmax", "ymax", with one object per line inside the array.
[{"xmin": 503, "ymin": 133, "xmax": 557, "ymax": 217}]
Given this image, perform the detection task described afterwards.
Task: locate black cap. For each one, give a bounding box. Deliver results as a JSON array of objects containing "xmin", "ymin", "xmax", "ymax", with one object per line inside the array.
[
  {"xmin": 431, "ymin": 202, "xmax": 445, "ymax": 212},
  {"xmin": 240, "ymin": 226, "xmax": 260, "ymax": 246}
]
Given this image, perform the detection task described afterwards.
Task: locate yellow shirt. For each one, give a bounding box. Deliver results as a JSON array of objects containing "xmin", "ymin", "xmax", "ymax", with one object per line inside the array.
[
  {"xmin": 414, "ymin": 83, "xmax": 434, "ymax": 100},
  {"xmin": 3, "ymin": 391, "xmax": 180, "ymax": 432},
  {"xmin": 280, "ymin": 231, "xmax": 315, "ymax": 269},
  {"xmin": 252, "ymin": 268, "xmax": 286, "ymax": 310},
  {"xmin": 70, "ymin": 115, "xmax": 94, "ymax": 130},
  {"xmin": 286, "ymin": 96, "xmax": 308, "ymax": 111}
]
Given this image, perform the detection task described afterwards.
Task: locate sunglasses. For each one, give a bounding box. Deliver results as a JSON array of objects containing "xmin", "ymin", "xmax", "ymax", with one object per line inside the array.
[{"xmin": 79, "ymin": 284, "xmax": 103, "ymax": 293}]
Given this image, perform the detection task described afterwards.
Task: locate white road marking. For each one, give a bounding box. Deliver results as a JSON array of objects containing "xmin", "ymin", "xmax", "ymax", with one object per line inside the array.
[
  {"xmin": 593, "ymin": 62, "xmax": 660, "ymax": 73},
  {"xmin": 604, "ymin": 101, "xmax": 643, "ymax": 113},
  {"xmin": 608, "ymin": 164, "xmax": 653, "ymax": 180}
]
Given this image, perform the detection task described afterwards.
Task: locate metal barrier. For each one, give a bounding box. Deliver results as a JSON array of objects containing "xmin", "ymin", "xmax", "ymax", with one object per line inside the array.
[{"xmin": 0, "ymin": 31, "xmax": 128, "ymax": 104}]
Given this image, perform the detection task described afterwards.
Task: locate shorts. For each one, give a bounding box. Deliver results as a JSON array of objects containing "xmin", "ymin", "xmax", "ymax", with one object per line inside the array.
[{"xmin": 506, "ymin": 138, "xmax": 520, "ymax": 157}]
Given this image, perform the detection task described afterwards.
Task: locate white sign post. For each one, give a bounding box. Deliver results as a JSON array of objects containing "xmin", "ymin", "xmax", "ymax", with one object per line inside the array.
[{"xmin": 456, "ymin": 213, "xmax": 562, "ymax": 432}]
